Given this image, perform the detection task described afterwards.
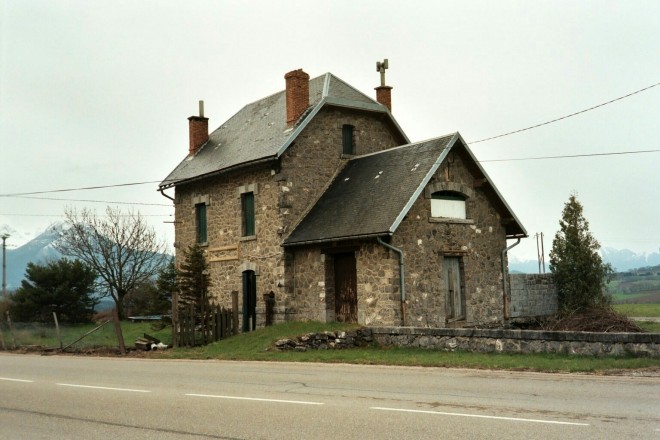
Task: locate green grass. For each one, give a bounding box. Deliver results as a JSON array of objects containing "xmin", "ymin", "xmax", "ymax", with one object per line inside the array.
[
  {"xmin": 2, "ymin": 321, "xmax": 172, "ymax": 349},
  {"xmin": 612, "ymin": 303, "xmax": 660, "ymax": 317},
  {"xmin": 4, "ymin": 320, "xmax": 659, "ymax": 374},
  {"xmin": 637, "ymin": 321, "xmax": 660, "ymax": 333},
  {"xmin": 151, "ymin": 322, "xmax": 660, "ymax": 374}
]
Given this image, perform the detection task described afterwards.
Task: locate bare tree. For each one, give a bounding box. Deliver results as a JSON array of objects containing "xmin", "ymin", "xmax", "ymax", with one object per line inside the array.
[{"xmin": 56, "ymin": 207, "xmax": 170, "ymax": 320}]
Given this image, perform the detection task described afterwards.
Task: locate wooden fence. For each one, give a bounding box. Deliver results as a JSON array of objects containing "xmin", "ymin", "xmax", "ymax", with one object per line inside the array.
[{"xmin": 174, "ymin": 304, "xmax": 235, "ymax": 347}]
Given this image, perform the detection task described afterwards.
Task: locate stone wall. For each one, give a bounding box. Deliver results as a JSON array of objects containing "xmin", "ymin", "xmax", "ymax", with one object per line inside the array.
[
  {"xmin": 286, "ymin": 144, "xmax": 514, "ymax": 329},
  {"xmin": 370, "ymin": 327, "xmax": 660, "ymax": 357},
  {"xmin": 390, "ymin": 146, "xmax": 508, "ymax": 327},
  {"xmin": 509, "ymin": 273, "xmax": 558, "ymax": 318}
]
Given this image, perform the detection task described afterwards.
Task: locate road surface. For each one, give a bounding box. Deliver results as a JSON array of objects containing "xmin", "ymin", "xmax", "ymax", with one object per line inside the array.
[{"xmin": 1, "ymin": 353, "xmax": 658, "ymax": 439}]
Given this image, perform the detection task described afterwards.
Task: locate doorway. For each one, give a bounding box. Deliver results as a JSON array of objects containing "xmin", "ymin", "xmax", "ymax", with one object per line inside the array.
[
  {"xmin": 242, "ymin": 270, "xmax": 257, "ymax": 332},
  {"xmin": 444, "ymin": 257, "xmax": 465, "ymax": 321},
  {"xmin": 334, "ymin": 253, "xmax": 357, "ymax": 322}
]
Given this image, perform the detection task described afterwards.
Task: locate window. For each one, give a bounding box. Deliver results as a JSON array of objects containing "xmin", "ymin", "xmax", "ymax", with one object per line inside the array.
[
  {"xmin": 241, "ymin": 192, "xmax": 255, "ymax": 237},
  {"xmin": 195, "ymin": 203, "xmax": 207, "ymax": 243},
  {"xmin": 431, "ymin": 191, "xmax": 466, "ymax": 219},
  {"xmin": 342, "ymin": 124, "xmax": 355, "ymax": 155}
]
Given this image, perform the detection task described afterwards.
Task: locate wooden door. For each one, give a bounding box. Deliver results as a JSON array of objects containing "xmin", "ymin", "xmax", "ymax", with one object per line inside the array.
[
  {"xmin": 334, "ymin": 253, "xmax": 357, "ymax": 322},
  {"xmin": 444, "ymin": 257, "xmax": 465, "ymax": 321}
]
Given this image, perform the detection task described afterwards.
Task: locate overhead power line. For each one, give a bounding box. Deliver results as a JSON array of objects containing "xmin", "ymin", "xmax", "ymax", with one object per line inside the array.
[
  {"xmin": 0, "ymin": 82, "xmax": 657, "ymax": 198},
  {"xmin": 0, "ymin": 180, "xmax": 164, "ymax": 197},
  {"xmin": 479, "ymin": 149, "xmax": 660, "ymax": 163},
  {"xmin": 469, "ymin": 81, "xmax": 660, "ymax": 144},
  {"xmin": 12, "ymin": 195, "xmax": 172, "ymax": 206}
]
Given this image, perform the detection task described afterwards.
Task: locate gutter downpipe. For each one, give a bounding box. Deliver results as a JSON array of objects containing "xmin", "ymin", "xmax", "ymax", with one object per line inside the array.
[
  {"xmin": 377, "ymin": 237, "xmax": 406, "ymax": 326},
  {"xmin": 159, "ymin": 188, "xmax": 175, "ymax": 203},
  {"xmin": 501, "ymin": 237, "xmax": 521, "ymax": 324}
]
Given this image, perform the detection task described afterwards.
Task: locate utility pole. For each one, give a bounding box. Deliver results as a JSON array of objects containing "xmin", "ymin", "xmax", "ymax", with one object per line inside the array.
[
  {"xmin": 1, "ymin": 234, "xmax": 9, "ymax": 298},
  {"xmin": 535, "ymin": 232, "xmax": 546, "ymax": 274}
]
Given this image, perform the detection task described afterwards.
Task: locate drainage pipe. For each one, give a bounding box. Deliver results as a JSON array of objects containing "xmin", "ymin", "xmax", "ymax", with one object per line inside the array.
[
  {"xmin": 159, "ymin": 188, "xmax": 175, "ymax": 202},
  {"xmin": 377, "ymin": 237, "xmax": 406, "ymax": 326},
  {"xmin": 501, "ymin": 237, "xmax": 521, "ymax": 323}
]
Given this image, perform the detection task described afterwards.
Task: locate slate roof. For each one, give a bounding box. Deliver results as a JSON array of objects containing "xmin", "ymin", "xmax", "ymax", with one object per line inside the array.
[
  {"xmin": 283, "ymin": 133, "xmax": 526, "ymax": 246},
  {"xmin": 159, "ymin": 73, "xmax": 408, "ymax": 189}
]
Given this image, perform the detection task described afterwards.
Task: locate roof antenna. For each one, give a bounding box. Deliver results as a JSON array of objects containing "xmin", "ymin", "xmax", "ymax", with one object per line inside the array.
[{"xmin": 376, "ymin": 59, "xmax": 389, "ymax": 86}]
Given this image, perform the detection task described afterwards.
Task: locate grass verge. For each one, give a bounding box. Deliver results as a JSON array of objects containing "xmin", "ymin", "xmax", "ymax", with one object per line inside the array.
[
  {"xmin": 612, "ymin": 303, "xmax": 660, "ymax": 317},
  {"xmin": 4, "ymin": 321, "xmax": 659, "ymax": 374},
  {"xmin": 151, "ymin": 322, "xmax": 660, "ymax": 374}
]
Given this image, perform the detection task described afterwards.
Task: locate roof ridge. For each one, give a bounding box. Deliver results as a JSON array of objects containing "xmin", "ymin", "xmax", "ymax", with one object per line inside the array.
[{"xmin": 351, "ymin": 132, "xmax": 458, "ymax": 160}]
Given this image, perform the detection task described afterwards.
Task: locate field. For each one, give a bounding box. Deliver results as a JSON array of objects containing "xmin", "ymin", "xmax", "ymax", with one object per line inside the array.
[
  {"xmin": 607, "ymin": 266, "xmax": 660, "ymax": 304},
  {"xmin": 0, "ymin": 321, "xmax": 172, "ymax": 350}
]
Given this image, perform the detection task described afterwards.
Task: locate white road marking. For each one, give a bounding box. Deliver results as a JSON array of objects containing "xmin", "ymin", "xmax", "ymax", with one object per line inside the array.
[
  {"xmin": 371, "ymin": 407, "xmax": 590, "ymax": 426},
  {"xmin": 0, "ymin": 377, "xmax": 34, "ymax": 383},
  {"xmin": 56, "ymin": 383, "xmax": 151, "ymax": 393},
  {"xmin": 185, "ymin": 393, "xmax": 324, "ymax": 406}
]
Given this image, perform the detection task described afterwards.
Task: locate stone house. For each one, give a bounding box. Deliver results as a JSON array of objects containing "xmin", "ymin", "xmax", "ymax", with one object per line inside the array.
[{"xmin": 159, "ymin": 67, "xmax": 527, "ymax": 330}]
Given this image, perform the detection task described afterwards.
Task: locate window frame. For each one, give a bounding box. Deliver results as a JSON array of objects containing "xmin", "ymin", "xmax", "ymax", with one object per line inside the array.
[
  {"xmin": 342, "ymin": 124, "xmax": 355, "ymax": 155},
  {"xmin": 431, "ymin": 190, "xmax": 467, "ymax": 219},
  {"xmin": 195, "ymin": 202, "xmax": 208, "ymax": 244},
  {"xmin": 241, "ymin": 191, "xmax": 255, "ymax": 238}
]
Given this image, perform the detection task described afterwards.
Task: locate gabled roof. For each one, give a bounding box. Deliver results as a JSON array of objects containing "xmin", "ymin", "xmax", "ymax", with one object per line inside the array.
[
  {"xmin": 159, "ymin": 73, "xmax": 409, "ymax": 189},
  {"xmin": 283, "ymin": 133, "xmax": 526, "ymax": 247}
]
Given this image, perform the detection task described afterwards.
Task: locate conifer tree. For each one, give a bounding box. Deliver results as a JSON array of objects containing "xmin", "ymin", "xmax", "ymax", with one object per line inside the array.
[
  {"xmin": 176, "ymin": 244, "xmax": 211, "ymax": 316},
  {"xmin": 549, "ymin": 194, "xmax": 613, "ymax": 312}
]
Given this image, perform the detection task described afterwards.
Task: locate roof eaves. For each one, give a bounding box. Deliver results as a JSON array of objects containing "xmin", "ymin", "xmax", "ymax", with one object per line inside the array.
[
  {"xmin": 283, "ymin": 231, "xmax": 390, "ymax": 247},
  {"xmin": 158, "ymin": 155, "xmax": 279, "ymax": 190},
  {"xmin": 388, "ymin": 133, "xmax": 459, "ymax": 234}
]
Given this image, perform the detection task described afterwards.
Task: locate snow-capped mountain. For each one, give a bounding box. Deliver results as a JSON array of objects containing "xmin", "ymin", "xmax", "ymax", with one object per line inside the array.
[
  {"xmin": 509, "ymin": 247, "xmax": 660, "ymax": 274},
  {"xmin": 2, "ymin": 224, "xmax": 65, "ymax": 290}
]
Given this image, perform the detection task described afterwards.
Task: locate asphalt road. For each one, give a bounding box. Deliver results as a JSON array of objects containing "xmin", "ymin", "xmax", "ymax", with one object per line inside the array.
[{"xmin": 0, "ymin": 353, "xmax": 658, "ymax": 439}]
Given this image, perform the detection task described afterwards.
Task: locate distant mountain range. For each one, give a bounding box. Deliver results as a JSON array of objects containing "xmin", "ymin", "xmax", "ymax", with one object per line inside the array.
[
  {"xmin": 2, "ymin": 224, "xmax": 64, "ymax": 290},
  {"xmin": 1, "ymin": 224, "xmax": 658, "ymax": 288},
  {"xmin": 509, "ymin": 247, "xmax": 660, "ymax": 274}
]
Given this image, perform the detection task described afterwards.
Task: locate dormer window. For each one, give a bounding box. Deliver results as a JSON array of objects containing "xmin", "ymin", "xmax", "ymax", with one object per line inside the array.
[
  {"xmin": 431, "ymin": 191, "xmax": 466, "ymax": 219},
  {"xmin": 342, "ymin": 124, "xmax": 355, "ymax": 155}
]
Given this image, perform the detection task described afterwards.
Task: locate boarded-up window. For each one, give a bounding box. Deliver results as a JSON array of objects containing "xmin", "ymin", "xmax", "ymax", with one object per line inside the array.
[
  {"xmin": 195, "ymin": 203, "xmax": 207, "ymax": 243},
  {"xmin": 431, "ymin": 191, "xmax": 466, "ymax": 219}
]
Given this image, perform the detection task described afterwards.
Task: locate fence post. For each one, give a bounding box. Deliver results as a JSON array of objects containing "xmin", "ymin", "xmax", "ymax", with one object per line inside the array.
[
  {"xmin": 0, "ymin": 320, "xmax": 5, "ymax": 350},
  {"xmin": 172, "ymin": 289, "xmax": 179, "ymax": 349},
  {"xmin": 231, "ymin": 290, "xmax": 239, "ymax": 335},
  {"xmin": 112, "ymin": 308, "xmax": 126, "ymax": 355},
  {"xmin": 264, "ymin": 291, "xmax": 275, "ymax": 326},
  {"xmin": 52, "ymin": 312, "xmax": 63, "ymax": 349},
  {"xmin": 6, "ymin": 311, "xmax": 16, "ymax": 349}
]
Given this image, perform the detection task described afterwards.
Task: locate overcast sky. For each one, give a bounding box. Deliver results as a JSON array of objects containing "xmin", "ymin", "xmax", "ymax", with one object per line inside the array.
[{"xmin": 1, "ymin": 1, "xmax": 658, "ymax": 262}]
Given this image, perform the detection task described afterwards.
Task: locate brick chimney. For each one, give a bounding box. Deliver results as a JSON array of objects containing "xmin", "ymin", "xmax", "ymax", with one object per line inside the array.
[
  {"xmin": 284, "ymin": 69, "xmax": 310, "ymax": 125},
  {"xmin": 375, "ymin": 85, "xmax": 393, "ymax": 112},
  {"xmin": 188, "ymin": 100, "xmax": 208, "ymax": 156}
]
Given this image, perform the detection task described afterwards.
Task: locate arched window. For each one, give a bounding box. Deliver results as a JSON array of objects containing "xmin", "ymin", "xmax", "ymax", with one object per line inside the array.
[{"xmin": 431, "ymin": 191, "xmax": 467, "ymax": 219}]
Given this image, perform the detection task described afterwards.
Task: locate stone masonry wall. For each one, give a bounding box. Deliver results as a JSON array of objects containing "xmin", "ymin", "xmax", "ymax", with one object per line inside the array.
[
  {"xmin": 391, "ymin": 147, "xmax": 508, "ymax": 327},
  {"xmin": 174, "ymin": 106, "xmax": 402, "ymax": 330},
  {"xmin": 174, "ymin": 165, "xmax": 286, "ymax": 329},
  {"xmin": 509, "ymin": 273, "xmax": 558, "ymax": 318},
  {"xmin": 286, "ymin": 146, "xmax": 512, "ymax": 329},
  {"xmin": 371, "ymin": 327, "xmax": 660, "ymax": 357},
  {"xmin": 278, "ymin": 107, "xmax": 403, "ymax": 236}
]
